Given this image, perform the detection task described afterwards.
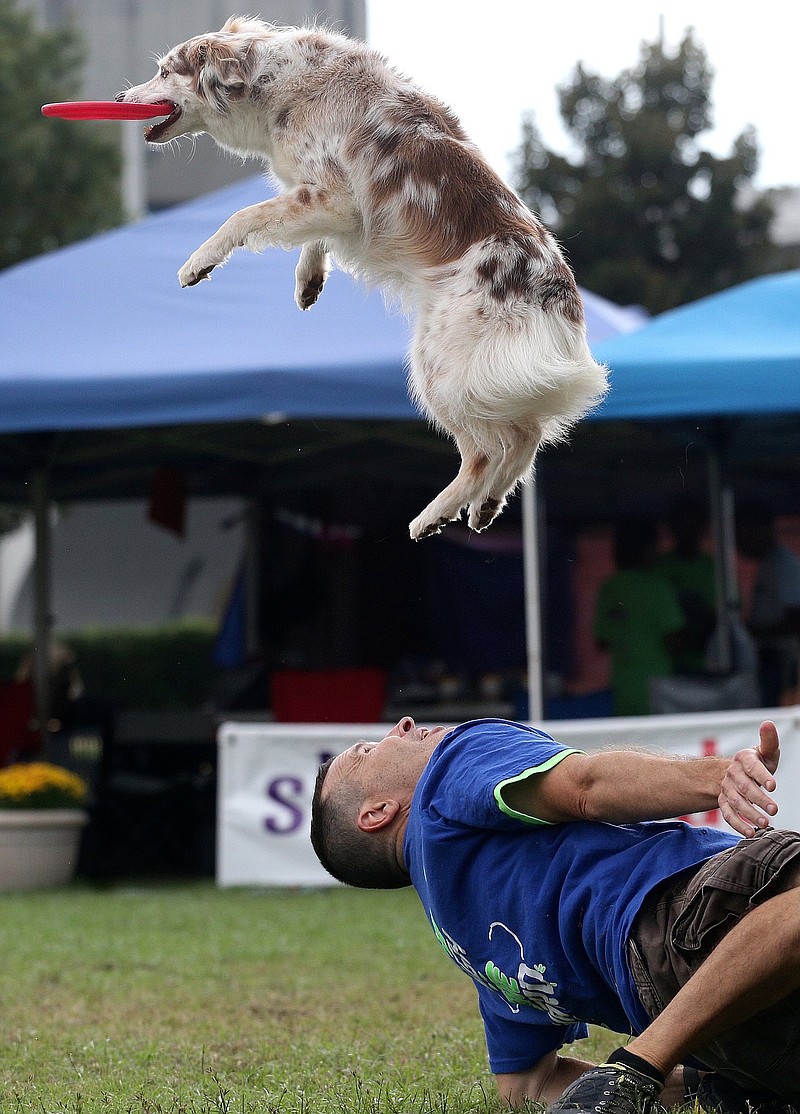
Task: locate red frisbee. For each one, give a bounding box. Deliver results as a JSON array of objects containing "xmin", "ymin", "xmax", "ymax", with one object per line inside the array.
[{"xmin": 41, "ymin": 101, "xmax": 175, "ymax": 121}]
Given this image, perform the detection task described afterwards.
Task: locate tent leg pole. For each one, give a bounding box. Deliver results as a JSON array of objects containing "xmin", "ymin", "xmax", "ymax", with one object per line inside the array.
[
  {"xmin": 720, "ymin": 486, "xmax": 739, "ymax": 660},
  {"xmin": 707, "ymin": 451, "xmax": 737, "ymax": 673},
  {"xmin": 31, "ymin": 469, "xmax": 51, "ymax": 738},
  {"xmin": 522, "ymin": 477, "xmax": 543, "ymax": 722},
  {"xmin": 244, "ymin": 498, "xmax": 261, "ymax": 659}
]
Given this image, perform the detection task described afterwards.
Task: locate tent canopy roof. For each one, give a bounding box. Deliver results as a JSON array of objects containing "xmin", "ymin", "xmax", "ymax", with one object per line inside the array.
[
  {"xmin": 594, "ymin": 270, "xmax": 800, "ymax": 420},
  {"xmin": 5, "ymin": 175, "xmax": 796, "ymax": 514},
  {"xmin": 1, "ymin": 176, "xmax": 644, "ymax": 435}
]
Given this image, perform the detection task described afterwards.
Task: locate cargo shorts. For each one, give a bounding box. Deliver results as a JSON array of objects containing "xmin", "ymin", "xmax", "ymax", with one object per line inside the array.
[{"xmin": 627, "ymin": 828, "xmax": 800, "ymax": 1099}]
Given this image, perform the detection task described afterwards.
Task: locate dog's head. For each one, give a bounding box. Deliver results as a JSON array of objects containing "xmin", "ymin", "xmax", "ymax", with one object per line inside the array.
[{"xmin": 117, "ymin": 16, "xmax": 274, "ymax": 144}]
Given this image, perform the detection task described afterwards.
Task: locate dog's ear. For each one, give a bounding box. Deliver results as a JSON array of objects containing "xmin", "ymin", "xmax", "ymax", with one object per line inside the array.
[{"xmin": 193, "ymin": 38, "xmax": 248, "ymax": 111}]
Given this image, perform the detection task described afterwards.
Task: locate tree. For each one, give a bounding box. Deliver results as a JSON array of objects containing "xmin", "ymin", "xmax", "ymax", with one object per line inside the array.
[
  {"xmin": 513, "ymin": 30, "xmax": 774, "ymax": 313},
  {"xmin": 0, "ymin": 0, "xmax": 123, "ymax": 271}
]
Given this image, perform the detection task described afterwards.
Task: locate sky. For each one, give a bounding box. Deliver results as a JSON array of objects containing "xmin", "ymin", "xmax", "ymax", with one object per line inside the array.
[{"xmin": 365, "ymin": 1, "xmax": 798, "ymax": 192}]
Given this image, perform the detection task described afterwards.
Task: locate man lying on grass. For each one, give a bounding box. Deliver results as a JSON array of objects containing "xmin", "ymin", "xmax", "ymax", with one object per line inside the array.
[{"xmin": 310, "ymin": 716, "xmax": 800, "ymax": 1114}]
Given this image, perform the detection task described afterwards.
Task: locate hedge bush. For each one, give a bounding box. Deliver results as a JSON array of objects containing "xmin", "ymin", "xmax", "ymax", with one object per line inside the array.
[{"xmin": 0, "ymin": 620, "xmax": 219, "ymax": 709}]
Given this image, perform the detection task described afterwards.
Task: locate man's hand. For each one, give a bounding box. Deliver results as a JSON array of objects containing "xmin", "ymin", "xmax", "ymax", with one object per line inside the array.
[{"xmin": 718, "ymin": 721, "xmax": 780, "ymax": 838}]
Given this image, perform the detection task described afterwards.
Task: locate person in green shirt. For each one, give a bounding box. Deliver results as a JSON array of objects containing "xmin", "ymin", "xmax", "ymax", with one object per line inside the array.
[
  {"xmin": 655, "ymin": 497, "xmax": 717, "ymax": 673},
  {"xmin": 594, "ymin": 517, "xmax": 686, "ymax": 716}
]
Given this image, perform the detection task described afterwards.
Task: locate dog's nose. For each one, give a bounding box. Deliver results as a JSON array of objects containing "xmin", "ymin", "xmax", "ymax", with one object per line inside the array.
[{"xmin": 114, "ymin": 91, "xmax": 126, "ymax": 102}]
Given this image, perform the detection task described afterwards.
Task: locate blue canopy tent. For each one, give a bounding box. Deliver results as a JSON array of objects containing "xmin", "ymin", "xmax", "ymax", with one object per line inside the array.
[
  {"xmin": 594, "ymin": 269, "xmax": 800, "ymax": 420},
  {"xmin": 2, "ymin": 178, "xmax": 414, "ymax": 431},
  {"xmin": 0, "ymin": 175, "xmax": 646, "ymax": 722},
  {"xmin": 1, "ymin": 175, "xmax": 644, "ymax": 433}
]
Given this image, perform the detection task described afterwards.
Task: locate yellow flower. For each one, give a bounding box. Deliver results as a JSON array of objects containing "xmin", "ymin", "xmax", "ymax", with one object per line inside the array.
[{"xmin": 0, "ymin": 762, "xmax": 87, "ymax": 809}]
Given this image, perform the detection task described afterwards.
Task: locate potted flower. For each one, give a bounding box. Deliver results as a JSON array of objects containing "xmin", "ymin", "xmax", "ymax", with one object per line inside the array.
[{"xmin": 0, "ymin": 762, "xmax": 89, "ymax": 891}]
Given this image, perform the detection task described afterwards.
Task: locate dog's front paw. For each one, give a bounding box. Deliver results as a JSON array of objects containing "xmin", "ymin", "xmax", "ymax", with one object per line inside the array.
[
  {"xmin": 409, "ymin": 511, "xmax": 453, "ymax": 541},
  {"xmin": 295, "ymin": 272, "xmax": 326, "ymax": 310},
  {"xmin": 178, "ymin": 255, "xmax": 217, "ymax": 288},
  {"xmin": 468, "ymin": 497, "xmax": 502, "ymax": 532}
]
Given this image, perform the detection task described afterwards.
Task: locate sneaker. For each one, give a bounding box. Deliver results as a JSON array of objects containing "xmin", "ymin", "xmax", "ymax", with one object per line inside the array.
[
  {"xmin": 546, "ymin": 1062, "xmax": 665, "ymax": 1114},
  {"xmin": 697, "ymin": 1072, "xmax": 796, "ymax": 1114}
]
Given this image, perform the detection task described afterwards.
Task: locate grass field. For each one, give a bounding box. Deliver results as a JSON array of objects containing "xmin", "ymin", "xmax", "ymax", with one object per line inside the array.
[{"xmin": 0, "ymin": 882, "xmax": 621, "ymax": 1113}]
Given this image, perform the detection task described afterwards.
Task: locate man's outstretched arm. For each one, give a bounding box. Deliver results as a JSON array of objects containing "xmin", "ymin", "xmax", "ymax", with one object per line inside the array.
[{"xmin": 501, "ymin": 721, "xmax": 780, "ymax": 837}]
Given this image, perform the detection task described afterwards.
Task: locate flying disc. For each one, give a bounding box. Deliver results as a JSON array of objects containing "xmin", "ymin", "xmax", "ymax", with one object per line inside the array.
[{"xmin": 42, "ymin": 101, "xmax": 175, "ymax": 121}]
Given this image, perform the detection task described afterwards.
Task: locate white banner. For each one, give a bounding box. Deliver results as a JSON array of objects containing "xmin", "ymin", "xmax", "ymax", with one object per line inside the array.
[{"xmin": 216, "ymin": 709, "xmax": 800, "ymax": 887}]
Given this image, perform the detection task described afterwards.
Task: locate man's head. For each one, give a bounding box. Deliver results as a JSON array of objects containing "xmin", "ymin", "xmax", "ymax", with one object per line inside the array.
[{"xmin": 310, "ymin": 717, "xmax": 450, "ymax": 889}]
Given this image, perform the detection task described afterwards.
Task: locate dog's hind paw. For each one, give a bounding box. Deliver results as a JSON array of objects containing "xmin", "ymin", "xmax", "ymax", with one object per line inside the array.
[
  {"xmin": 295, "ymin": 273, "xmax": 326, "ymax": 310},
  {"xmin": 468, "ymin": 497, "xmax": 502, "ymax": 532}
]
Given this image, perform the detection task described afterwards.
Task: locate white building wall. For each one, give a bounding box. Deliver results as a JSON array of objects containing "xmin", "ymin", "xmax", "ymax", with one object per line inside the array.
[{"xmin": 6, "ymin": 498, "xmax": 246, "ymax": 633}]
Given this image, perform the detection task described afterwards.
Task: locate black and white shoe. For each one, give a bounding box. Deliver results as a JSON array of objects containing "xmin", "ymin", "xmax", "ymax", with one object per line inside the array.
[{"xmin": 546, "ymin": 1062, "xmax": 665, "ymax": 1114}]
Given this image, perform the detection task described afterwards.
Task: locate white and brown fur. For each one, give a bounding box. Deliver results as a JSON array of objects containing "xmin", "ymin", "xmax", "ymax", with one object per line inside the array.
[{"xmin": 119, "ymin": 17, "xmax": 608, "ymax": 539}]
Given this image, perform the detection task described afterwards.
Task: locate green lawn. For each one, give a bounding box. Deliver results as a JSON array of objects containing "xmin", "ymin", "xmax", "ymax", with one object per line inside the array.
[{"xmin": 0, "ymin": 882, "xmax": 620, "ymax": 1113}]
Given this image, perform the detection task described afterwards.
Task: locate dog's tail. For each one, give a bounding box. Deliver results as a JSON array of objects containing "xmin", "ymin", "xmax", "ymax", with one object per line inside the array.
[{"xmin": 410, "ymin": 303, "xmax": 609, "ymax": 446}]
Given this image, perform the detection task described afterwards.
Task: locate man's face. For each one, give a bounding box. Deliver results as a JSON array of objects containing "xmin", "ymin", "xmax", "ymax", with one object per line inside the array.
[{"xmin": 322, "ymin": 717, "xmax": 450, "ymax": 806}]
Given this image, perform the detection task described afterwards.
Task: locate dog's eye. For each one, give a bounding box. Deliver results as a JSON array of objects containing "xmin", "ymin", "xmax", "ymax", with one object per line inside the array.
[{"xmin": 159, "ymin": 66, "xmax": 170, "ymax": 79}]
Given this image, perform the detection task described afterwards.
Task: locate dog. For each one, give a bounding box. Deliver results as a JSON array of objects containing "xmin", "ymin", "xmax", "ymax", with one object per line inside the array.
[{"xmin": 119, "ymin": 17, "xmax": 608, "ymax": 539}]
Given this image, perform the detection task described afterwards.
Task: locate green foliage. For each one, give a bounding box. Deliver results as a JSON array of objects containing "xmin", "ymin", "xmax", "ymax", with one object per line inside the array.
[
  {"xmin": 0, "ymin": 0, "xmax": 123, "ymax": 271},
  {"xmin": 0, "ymin": 633, "xmax": 35, "ymax": 683},
  {"xmin": 0, "ymin": 621, "xmax": 219, "ymax": 709},
  {"xmin": 513, "ymin": 30, "xmax": 775, "ymax": 312},
  {"xmin": 0, "ymin": 883, "xmax": 623, "ymax": 1113},
  {"xmin": 0, "ymin": 758, "xmax": 88, "ymax": 808}
]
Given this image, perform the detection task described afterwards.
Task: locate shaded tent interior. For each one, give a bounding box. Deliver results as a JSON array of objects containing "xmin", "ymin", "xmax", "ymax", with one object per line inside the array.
[{"xmin": 0, "ymin": 408, "xmax": 796, "ymax": 702}]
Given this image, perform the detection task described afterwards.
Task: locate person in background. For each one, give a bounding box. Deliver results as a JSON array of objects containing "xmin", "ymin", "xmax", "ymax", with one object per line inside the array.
[
  {"xmin": 655, "ymin": 497, "xmax": 717, "ymax": 674},
  {"xmin": 15, "ymin": 640, "xmax": 84, "ymax": 732},
  {"xmin": 594, "ymin": 516, "xmax": 686, "ymax": 716},
  {"xmin": 735, "ymin": 501, "xmax": 800, "ymax": 707}
]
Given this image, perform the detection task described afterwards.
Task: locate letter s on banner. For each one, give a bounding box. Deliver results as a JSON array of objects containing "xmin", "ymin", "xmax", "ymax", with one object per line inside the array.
[
  {"xmin": 264, "ymin": 776, "xmax": 304, "ymax": 834},
  {"xmin": 217, "ymin": 724, "xmax": 358, "ymax": 886}
]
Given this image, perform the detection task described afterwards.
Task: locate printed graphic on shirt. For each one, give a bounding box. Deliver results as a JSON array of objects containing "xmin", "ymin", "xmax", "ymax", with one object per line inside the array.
[{"xmin": 430, "ymin": 913, "xmax": 580, "ymax": 1025}]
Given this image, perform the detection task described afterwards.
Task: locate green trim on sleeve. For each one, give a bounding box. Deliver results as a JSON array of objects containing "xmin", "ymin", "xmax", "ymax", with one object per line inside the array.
[{"xmin": 494, "ymin": 749, "xmax": 585, "ymax": 825}]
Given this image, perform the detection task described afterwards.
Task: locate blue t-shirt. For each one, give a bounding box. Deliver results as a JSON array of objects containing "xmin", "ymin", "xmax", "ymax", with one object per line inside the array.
[{"xmin": 403, "ymin": 719, "xmax": 739, "ymax": 1074}]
